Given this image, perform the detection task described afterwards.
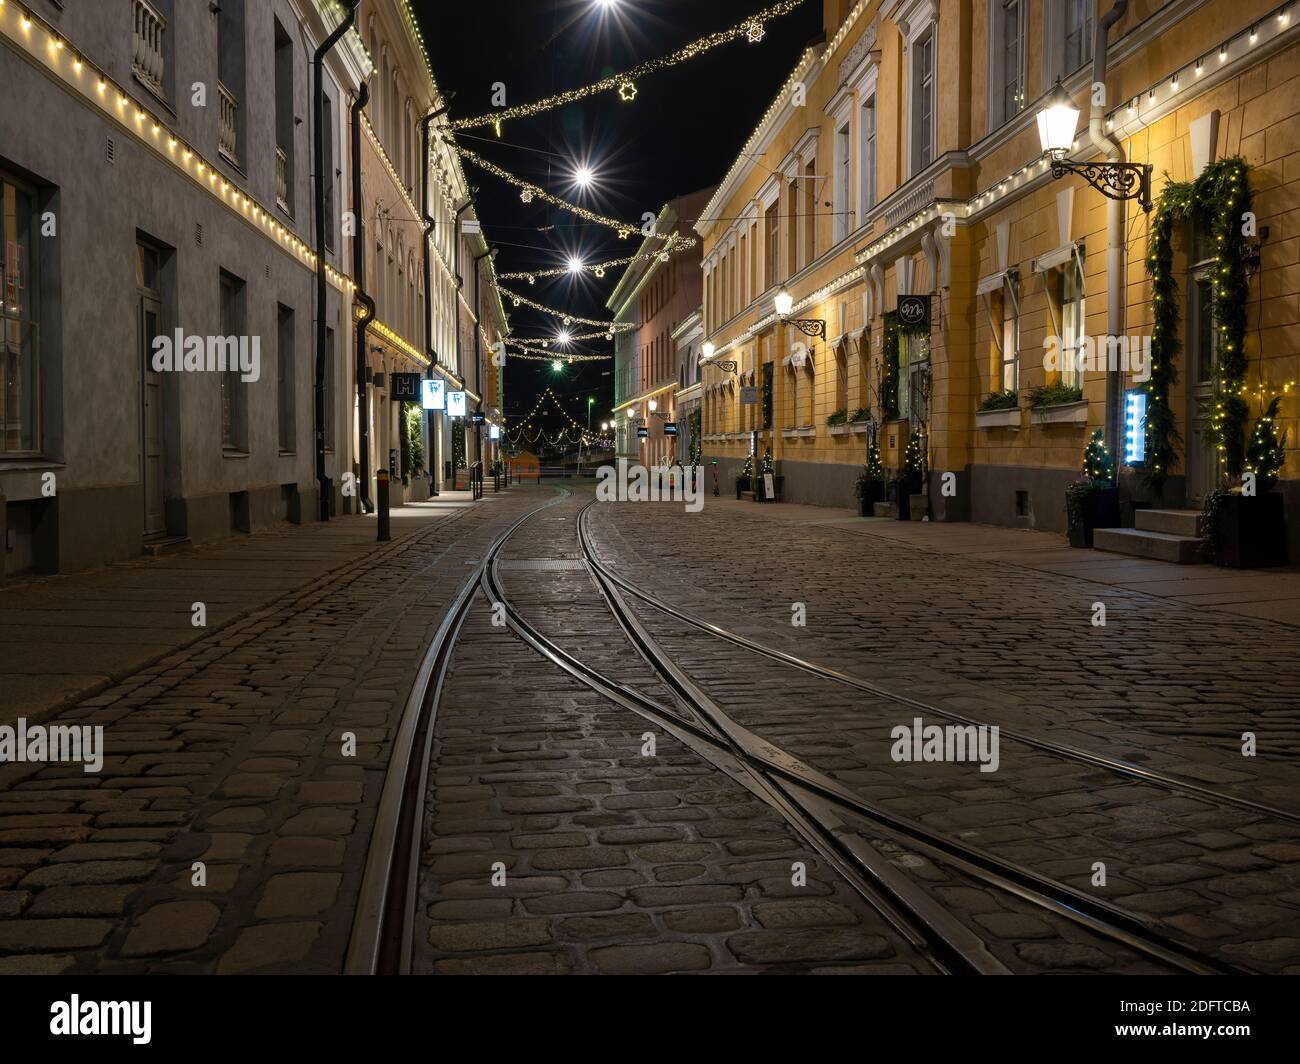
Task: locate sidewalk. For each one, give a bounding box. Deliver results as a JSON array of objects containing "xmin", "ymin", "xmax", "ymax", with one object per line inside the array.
[
  {"xmin": 701, "ymin": 497, "xmax": 1300, "ymax": 628},
  {"xmin": 0, "ymin": 492, "xmax": 482, "ymax": 724}
]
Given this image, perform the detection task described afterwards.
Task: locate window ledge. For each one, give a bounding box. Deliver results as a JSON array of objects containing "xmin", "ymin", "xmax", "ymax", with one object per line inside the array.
[
  {"xmin": 1031, "ymin": 400, "xmax": 1088, "ymax": 426},
  {"xmin": 222, "ymin": 448, "xmax": 251, "ymax": 459},
  {"xmin": 852, "ymin": 421, "xmax": 871, "ymax": 434},
  {"xmin": 0, "ymin": 458, "xmax": 64, "ymax": 473},
  {"xmin": 827, "ymin": 424, "xmax": 852, "ymax": 436},
  {"xmin": 975, "ymin": 407, "xmax": 1022, "ymax": 429},
  {"xmin": 797, "ymin": 426, "xmax": 816, "ymax": 437}
]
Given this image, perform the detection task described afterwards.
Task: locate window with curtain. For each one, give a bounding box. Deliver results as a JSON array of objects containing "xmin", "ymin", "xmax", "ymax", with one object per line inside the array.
[
  {"xmin": 1, "ymin": 174, "xmax": 40, "ymax": 456},
  {"xmin": 911, "ymin": 28, "xmax": 935, "ymax": 174},
  {"xmin": 1060, "ymin": 257, "xmax": 1085, "ymax": 388}
]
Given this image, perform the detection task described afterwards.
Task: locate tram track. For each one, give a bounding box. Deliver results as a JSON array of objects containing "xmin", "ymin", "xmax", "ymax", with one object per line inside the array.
[{"xmin": 349, "ymin": 486, "xmax": 1271, "ymax": 975}]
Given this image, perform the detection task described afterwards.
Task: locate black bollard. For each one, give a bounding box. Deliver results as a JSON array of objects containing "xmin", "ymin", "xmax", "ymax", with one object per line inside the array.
[{"xmin": 376, "ymin": 469, "xmax": 391, "ymax": 542}]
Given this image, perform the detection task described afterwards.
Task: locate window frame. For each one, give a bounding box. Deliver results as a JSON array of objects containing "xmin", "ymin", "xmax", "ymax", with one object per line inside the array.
[{"xmin": 0, "ymin": 170, "xmax": 42, "ymax": 458}]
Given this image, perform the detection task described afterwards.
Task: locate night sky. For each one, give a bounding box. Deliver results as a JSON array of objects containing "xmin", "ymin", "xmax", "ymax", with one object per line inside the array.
[{"xmin": 419, "ymin": 0, "xmax": 823, "ymax": 434}]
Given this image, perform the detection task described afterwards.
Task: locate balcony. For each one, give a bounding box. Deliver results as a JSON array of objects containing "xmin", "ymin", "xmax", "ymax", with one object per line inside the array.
[
  {"xmin": 276, "ymin": 146, "xmax": 291, "ymax": 215},
  {"xmin": 132, "ymin": 0, "xmax": 167, "ymax": 100},
  {"xmin": 218, "ymin": 82, "xmax": 240, "ymax": 167}
]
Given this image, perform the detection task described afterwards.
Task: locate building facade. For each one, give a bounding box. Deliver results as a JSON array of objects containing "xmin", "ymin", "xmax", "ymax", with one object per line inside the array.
[
  {"xmin": 609, "ymin": 188, "xmax": 712, "ymax": 467},
  {"xmin": 0, "ymin": 0, "xmax": 504, "ymax": 580},
  {"xmin": 699, "ymin": 0, "xmax": 1300, "ymax": 558}
]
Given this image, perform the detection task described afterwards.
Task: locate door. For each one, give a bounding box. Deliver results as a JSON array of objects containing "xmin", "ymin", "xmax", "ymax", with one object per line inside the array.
[
  {"xmin": 1186, "ymin": 265, "xmax": 1219, "ymax": 504},
  {"xmin": 138, "ymin": 291, "xmax": 165, "ymax": 537}
]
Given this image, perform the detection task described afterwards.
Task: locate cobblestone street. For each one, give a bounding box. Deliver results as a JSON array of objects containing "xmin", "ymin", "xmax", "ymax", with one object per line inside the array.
[{"xmin": 3, "ymin": 483, "xmax": 1297, "ymax": 976}]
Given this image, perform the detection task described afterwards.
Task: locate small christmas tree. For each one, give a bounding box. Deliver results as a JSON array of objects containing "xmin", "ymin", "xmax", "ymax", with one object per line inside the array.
[
  {"xmin": 740, "ymin": 453, "xmax": 754, "ymax": 480},
  {"xmin": 761, "ymin": 447, "xmax": 774, "ymax": 473},
  {"xmin": 904, "ymin": 429, "xmax": 927, "ymax": 479},
  {"xmin": 1081, "ymin": 429, "xmax": 1114, "ymax": 484},
  {"xmin": 865, "ymin": 440, "xmax": 884, "ymax": 482},
  {"xmin": 1244, "ymin": 396, "xmax": 1285, "ymax": 494}
]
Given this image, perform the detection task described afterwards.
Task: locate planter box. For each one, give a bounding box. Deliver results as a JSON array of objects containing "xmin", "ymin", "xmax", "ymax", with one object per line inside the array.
[
  {"xmin": 1067, "ymin": 487, "xmax": 1120, "ymax": 549},
  {"xmin": 756, "ymin": 474, "xmax": 784, "ymax": 502},
  {"xmin": 851, "ymin": 422, "xmax": 870, "ymax": 434},
  {"xmin": 735, "ymin": 476, "xmax": 751, "ymax": 500},
  {"xmin": 975, "ymin": 406, "xmax": 1021, "ymax": 429},
  {"xmin": 1212, "ymin": 492, "xmax": 1287, "ymax": 568},
  {"xmin": 827, "ymin": 424, "xmax": 851, "ymax": 436},
  {"xmin": 891, "ymin": 475, "xmax": 922, "ymax": 520},
  {"xmin": 1032, "ymin": 400, "xmax": 1089, "ymax": 426},
  {"xmin": 857, "ymin": 480, "xmax": 885, "ymax": 516},
  {"xmin": 908, "ymin": 493, "xmax": 928, "ymax": 521}
]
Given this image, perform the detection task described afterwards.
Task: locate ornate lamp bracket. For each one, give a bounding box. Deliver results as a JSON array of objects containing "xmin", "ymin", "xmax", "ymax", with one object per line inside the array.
[{"xmin": 1049, "ymin": 156, "xmax": 1153, "ymax": 213}]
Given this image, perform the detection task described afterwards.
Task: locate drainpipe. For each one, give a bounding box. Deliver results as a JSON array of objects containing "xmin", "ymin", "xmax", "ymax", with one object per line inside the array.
[
  {"xmin": 312, "ymin": 0, "xmax": 358, "ymax": 522},
  {"xmin": 1089, "ymin": 0, "xmax": 1128, "ymax": 484},
  {"xmin": 351, "ymin": 79, "xmax": 374, "ymax": 514},
  {"xmin": 453, "ymin": 196, "xmax": 472, "ymax": 473},
  {"xmin": 473, "ymin": 246, "xmax": 496, "ymax": 475},
  {"xmin": 420, "ymin": 105, "xmax": 449, "ymax": 496}
]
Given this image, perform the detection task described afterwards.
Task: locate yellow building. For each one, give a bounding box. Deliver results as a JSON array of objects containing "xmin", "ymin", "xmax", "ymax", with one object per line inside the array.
[{"xmin": 699, "ymin": 0, "xmax": 1299, "ymax": 559}]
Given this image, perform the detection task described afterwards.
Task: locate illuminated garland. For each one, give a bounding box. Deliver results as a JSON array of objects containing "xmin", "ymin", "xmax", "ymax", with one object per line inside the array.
[
  {"xmin": 498, "ymin": 286, "xmax": 637, "ymax": 330},
  {"xmin": 497, "ymin": 236, "xmax": 698, "ymax": 282},
  {"xmin": 450, "ymin": 0, "xmax": 809, "ymax": 131},
  {"xmin": 455, "ymin": 145, "xmax": 644, "ymax": 237},
  {"xmin": 507, "ymin": 347, "xmax": 612, "ymax": 362},
  {"xmin": 509, "ymin": 387, "xmax": 611, "ymax": 445}
]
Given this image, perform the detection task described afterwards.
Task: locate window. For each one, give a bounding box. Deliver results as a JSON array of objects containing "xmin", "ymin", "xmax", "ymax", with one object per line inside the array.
[
  {"xmin": 861, "ymin": 96, "xmax": 877, "ymax": 216},
  {"xmin": 277, "ymin": 304, "xmax": 295, "ymax": 453},
  {"xmin": 216, "ymin": 0, "xmax": 245, "ymax": 167},
  {"xmin": 787, "ymin": 179, "xmax": 799, "ymax": 275},
  {"xmin": 1060, "ymin": 256, "xmax": 1085, "ymax": 388},
  {"xmin": 1064, "ymin": 0, "xmax": 1094, "ymax": 74},
  {"xmin": 739, "ymin": 233, "xmax": 747, "ymax": 309},
  {"xmin": 1000, "ymin": 277, "xmax": 1020, "ymax": 392},
  {"xmin": 835, "ymin": 122, "xmax": 852, "ymax": 244},
  {"xmin": 133, "ymin": 0, "xmax": 174, "ymax": 102},
  {"xmin": 765, "ymin": 202, "xmax": 780, "ymax": 290},
  {"xmin": 2, "ymin": 174, "xmax": 40, "ymax": 455},
  {"xmin": 994, "ymin": 0, "xmax": 1026, "ymax": 126},
  {"xmin": 905, "ymin": 331, "xmax": 931, "ymax": 425},
  {"xmin": 323, "ymin": 94, "xmax": 336, "ymax": 254},
  {"xmin": 805, "ymin": 159, "xmax": 817, "ymax": 262},
  {"xmin": 910, "ymin": 28, "xmax": 935, "ymax": 175},
  {"xmin": 274, "ymin": 19, "xmax": 294, "ymax": 215},
  {"xmin": 220, "ymin": 271, "xmax": 248, "ymax": 451}
]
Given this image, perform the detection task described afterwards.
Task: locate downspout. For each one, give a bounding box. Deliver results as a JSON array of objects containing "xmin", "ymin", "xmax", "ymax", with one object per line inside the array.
[
  {"xmin": 1089, "ymin": 0, "xmax": 1128, "ymax": 483},
  {"xmin": 419, "ymin": 105, "xmax": 449, "ymax": 495},
  {"xmin": 473, "ymin": 246, "xmax": 495, "ymax": 474},
  {"xmin": 351, "ymin": 79, "xmax": 374, "ymax": 513},
  {"xmin": 453, "ymin": 197, "xmax": 472, "ymax": 473},
  {"xmin": 312, "ymin": 0, "xmax": 358, "ymax": 521}
]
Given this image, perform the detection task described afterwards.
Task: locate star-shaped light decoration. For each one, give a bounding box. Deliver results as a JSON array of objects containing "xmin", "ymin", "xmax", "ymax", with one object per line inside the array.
[
  {"xmin": 618, "ymin": 229, "xmax": 631, "ymax": 240},
  {"xmin": 520, "ymin": 188, "xmax": 534, "ymax": 204},
  {"xmin": 594, "ymin": 266, "xmax": 605, "ymax": 278},
  {"xmin": 618, "ymin": 80, "xmax": 637, "ymax": 102},
  {"xmin": 527, "ymin": 274, "xmax": 535, "ymax": 285},
  {"xmin": 746, "ymin": 20, "xmax": 765, "ymax": 43}
]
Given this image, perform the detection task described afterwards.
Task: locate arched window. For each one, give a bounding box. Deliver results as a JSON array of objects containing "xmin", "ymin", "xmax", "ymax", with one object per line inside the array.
[{"xmin": 378, "ymin": 50, "xmax": 389, "ymax": 148}]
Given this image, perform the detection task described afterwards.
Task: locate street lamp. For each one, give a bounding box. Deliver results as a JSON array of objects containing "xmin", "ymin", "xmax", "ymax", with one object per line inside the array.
[
  {"xmin": 701, "ymin": 340, "xmax": 715, "ymax": 361},
  {"xmin": 773, "ymin": 288, "xmax": 825, "ymax": 339},
  {"xmin": 648, "ymin": 399, "xmax": 657, "ymax": 413},
  {"xmin": 1038, "ymin": 78, "xmax": 1152, "ymax": 212}
]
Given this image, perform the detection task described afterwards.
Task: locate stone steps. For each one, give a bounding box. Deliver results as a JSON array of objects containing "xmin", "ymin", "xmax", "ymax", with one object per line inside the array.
[
  {"xmin": 1136, "ymin": 508, "xmax": 1203, "ymax": 537},
  {"xmin": 1093, "ymin": 526, "xmax": 1202, "ymax": 564}
]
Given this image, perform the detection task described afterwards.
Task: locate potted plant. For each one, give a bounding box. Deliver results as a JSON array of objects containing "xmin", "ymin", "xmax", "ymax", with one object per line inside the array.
[
  {"xmin": 855, "ymin": 441, "xmax": 886, "ymax": 516},
  {"xmin": 901, "ymin": 429, "xmax": 927, "ymax": 521},
  {"xmin": 1065, "ymin": 430, "xmax": 1120, "ymax": 548},
  {"xmin": 735, "ymin": 453, "xmax": 753, "ymax": 499},
  {"xmin": 1202, "ymin": 397, "xmax": 1288, "ymax": 567}
]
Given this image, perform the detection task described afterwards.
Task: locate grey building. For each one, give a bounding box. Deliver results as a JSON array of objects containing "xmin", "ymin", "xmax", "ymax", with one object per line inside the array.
[{"xmin": 0, "ymin": 0, "xmax": 366, "ymax": 577}]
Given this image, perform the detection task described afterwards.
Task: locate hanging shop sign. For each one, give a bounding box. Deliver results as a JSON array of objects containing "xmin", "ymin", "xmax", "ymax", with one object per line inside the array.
[
  {"xmin": 422, "ymin": 378, "xmax": 446, "ymax": 410},
  {"xmin": 447, "ymin": 391, "xmax": 467, "ymax": 417},
  {"xmin": 489, "ymin": 424, "xmax": 501, "ymax": 440},
  {"xmin": 390, "ymin": 373, "xmax": 422, "ymax": 402},
  {"xmin": 740, "ymin": 386, "xmax": 758, "ymax": 405},
  {"xmin": 663, "ymin": 422, "xmax": 678, "ymax": 436},
  {"xmin": 470, "ymin": 410, "xmax": 487, "ymax": 425},
  {"xmin": 897, "ymin": 295, "xmax": 931, "ymax": 330},
  {"xmin": 637, "ymin": 426, "xmax": 649, "ymax": 439},
  {"xmin": 1124, "ymin": 390, "xmax": 1147, "ymax": 465}
]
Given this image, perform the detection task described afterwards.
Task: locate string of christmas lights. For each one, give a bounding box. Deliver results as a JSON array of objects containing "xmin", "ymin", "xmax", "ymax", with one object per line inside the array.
[
  {"xmin": 454, "ymin": 145, "xmax": 648, "ymax": 238},
  {"xmin": 507, "ymin": 346, "xmax": 612, "ymax": 362},
  {"xmin": 508, "ymin": 388, "xmax": 612, "ymax": 446},
  {"xmin": 449, "ymin": 0, "xmax": 808, "ymax": 131},
  {"xmin": 496, "ymin": 235, "xmax": 697, "ymax": 282},
  {"xmin": 498, "ymin": 286, "xmax": 637, "ymax": 330}
]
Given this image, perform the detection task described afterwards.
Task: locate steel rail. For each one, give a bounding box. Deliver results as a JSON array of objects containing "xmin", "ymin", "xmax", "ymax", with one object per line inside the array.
[
  {"xmin": 578, "ymin": 507, "xmax": 1300, "ymax": 827},
  {"xmin": 344, "ymin": 489, "xmax": 570, "ymax": 975},
  {"xmin": 572, "ymin": 503, "xmax": 1249, "ymax": 976}
]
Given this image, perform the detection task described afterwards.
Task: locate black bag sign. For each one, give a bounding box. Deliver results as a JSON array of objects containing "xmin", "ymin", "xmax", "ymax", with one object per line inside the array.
[{"xmin": 897, "ymin": 295, "xmax": 930, "ymax": 330}]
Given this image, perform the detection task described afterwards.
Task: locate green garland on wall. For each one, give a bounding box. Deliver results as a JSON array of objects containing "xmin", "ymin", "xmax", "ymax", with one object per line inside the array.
[
  {"xmin": 452, "ymin": 420, "xmax": 466, "ymax": 470},
  {"xmin": 1144, "ymin": 156, "xmax": 1251, "ymax": 487},
  {"xmin": 882, "ymin": 313, "xmax": 900, "ymax": 422},
  {"xmin": 761, "ymin": 361, "xmax": 774, "ymax": 430},
  {"xmin": 688, "ymin": 407, "xmax": 701, "ymax": 465}
]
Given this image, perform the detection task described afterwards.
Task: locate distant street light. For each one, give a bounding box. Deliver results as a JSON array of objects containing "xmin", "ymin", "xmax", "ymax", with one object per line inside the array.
[{"xmin": 551, "ymin": 360, "xmax": 563, "ymax": 373}]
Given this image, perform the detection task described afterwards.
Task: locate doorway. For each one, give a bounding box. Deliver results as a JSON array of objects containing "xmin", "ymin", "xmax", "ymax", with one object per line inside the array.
[
  {"xmin": 1185, "ymin": 262, "xmax": 1220, "ymax": 504},
  {"xmin": 137, "ymin": 242, "xmax": 166, "ymax": 538}
]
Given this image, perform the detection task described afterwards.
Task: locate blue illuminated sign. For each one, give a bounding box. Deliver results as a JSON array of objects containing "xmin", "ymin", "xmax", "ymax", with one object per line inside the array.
[{"xmin": 1124, "ymin": 390, "xmax": 1147, "ymax": 465}]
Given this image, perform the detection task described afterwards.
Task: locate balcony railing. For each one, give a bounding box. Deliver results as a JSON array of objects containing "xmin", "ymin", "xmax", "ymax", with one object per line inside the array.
[
  {"xmin": 132, "ymin": 0, "xmax": 166, "ymax": 98},
  {"xmin": 218, "ymin": 81, "xmax": 239, "ymax": 167},
  {"xmin": 276, "ymin": 146, "xmax": 291, "ymax": 214}
]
